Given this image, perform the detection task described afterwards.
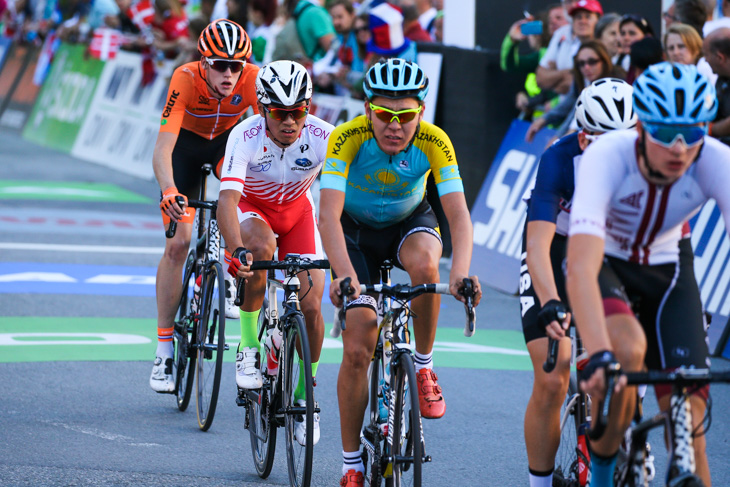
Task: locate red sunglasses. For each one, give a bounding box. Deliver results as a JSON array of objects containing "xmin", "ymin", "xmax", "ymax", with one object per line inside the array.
[{"xmin": 265, "ymin": 105, "xmax": 309, "ymax": 121}]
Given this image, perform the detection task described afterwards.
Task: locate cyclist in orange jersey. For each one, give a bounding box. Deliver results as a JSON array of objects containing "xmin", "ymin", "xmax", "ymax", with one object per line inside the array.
[{"xmin": 150, "ymin": 19, "xmax": 259, "ymax": 393}]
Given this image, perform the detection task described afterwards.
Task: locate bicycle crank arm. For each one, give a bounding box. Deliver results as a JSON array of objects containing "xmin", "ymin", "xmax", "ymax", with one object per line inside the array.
[
  {"xmin": 238, "ymin": 388, "xmax": 262, "ymax": 405},
  {"xmin": 277, "ymin": 405, "xmax": 307, "ymax": 415}
]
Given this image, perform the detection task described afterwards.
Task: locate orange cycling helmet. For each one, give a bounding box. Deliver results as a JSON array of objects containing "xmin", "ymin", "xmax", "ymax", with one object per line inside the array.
[{"xmin": 198, "ymin": 19, "xmax": 251, "ymax": 60}]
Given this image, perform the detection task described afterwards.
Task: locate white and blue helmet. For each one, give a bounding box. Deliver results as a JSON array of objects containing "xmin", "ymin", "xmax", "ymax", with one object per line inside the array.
[
  {"xmin": 633, "ymin": 62, "xmax": 717, "ymax": 124},
  {"xmin": 363, "ymin": 58, "xmax": 429, "ymax": 101}
]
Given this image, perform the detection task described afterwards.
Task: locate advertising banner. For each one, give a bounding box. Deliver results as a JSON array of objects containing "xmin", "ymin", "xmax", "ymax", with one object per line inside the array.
[
  {"xmin": 470, "ymin": 119, "xmax": 555, "ymax": 294},
  {"xmin": 71, "ymin": 50, "xmax": 174, "ymax": 179},
  {"xmin": 22, "ymin": 43, "xmax": 105, "ymax": 152},
  {"xmin": 0, "ymin": 43, "xmax": 42, "ymax": 131}
]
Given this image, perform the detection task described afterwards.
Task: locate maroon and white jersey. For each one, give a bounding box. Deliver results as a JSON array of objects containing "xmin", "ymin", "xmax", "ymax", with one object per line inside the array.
[
  {"xmin": 220, "ymin": 114, "xmax": 333, "ymax": 205},
  {"xmin": 569, "ymin": 130, "xmax": 730, "ymax": 265}
]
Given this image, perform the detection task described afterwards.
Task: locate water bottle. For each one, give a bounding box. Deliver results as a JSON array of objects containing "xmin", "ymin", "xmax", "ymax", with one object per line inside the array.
[{"xmin": 264, "ymin": 326, "xmax": 283, "ymax": 376}]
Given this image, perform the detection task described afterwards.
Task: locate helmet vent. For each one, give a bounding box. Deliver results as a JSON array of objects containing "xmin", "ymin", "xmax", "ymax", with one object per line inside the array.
[
  {"xmin": 613, "ymin": 98, "xmax": 625, "ymax": 120},
  {"xmin": 674, "ymin": 88, "xmax": 686, "ymax": 116},
  {"xmin": 403, "ymin": 64, "xmax": 412, "ymax": 85},
  {"xmin": 592, "ymin": 96, "xmax": 614, "ymax": 121},
  {"xmin": 654, "ymin": 101, "xmax": 670, "ymax": 118},
  {"xmin": 380, "ymin": 64, "xmax": 389, "ymax": 85},
  {"xmin": 647, "ymin": 83, "xmax": 666, "ymax": 101}
]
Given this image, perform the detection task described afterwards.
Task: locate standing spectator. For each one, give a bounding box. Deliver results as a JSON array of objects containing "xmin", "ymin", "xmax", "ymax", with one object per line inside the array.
[
  {"xmin": 247, "ymin": 0, "xmax": 277, "ymax": 64},
  {"xmin": 431, "ymin": 9, "xmax": 442, "ymax": 42},
  {"xmin": 151, "ymin": 0, "xmax": 188, "ymax": 59},
  {"xmin": 704, "ymin": 26, "xmax": 730, "ymax": 145},
  {"xmin": 366, "ymin": 1, "xmax": 416, "ymax": 62},
  {"xmin": 665, "ymin": 22, "xmax": 704, "ymax": 65},
  {"xmin": 226, "ymin": 0, "xmax": 248, "ymax": 29},
  {"xmin": 291, "ymin": 0, "xmax": 335, "ymax": 62},
  {"xmin": 536, "ymin": 0, "xmax": 601, "ymax": 96},
  {"xmin": 617, "ymin": 14, "xmax": 654, "ymax": 83},
  {"xmin": 313, "ymin": 0, "xmax": 356, "ymax": 94},
  {"xmin": 629, "ymin": 36, "xmax": 664, "ymax": 78},
  {"xmin": 527, "ymin": 40, "xmax": 621, "ymax": 142},
  {"xmin": 346, "ymin": 12, "xmax": 370, "ymax": 98},
  {"xmin": 415, "ymin": 0, "xmax": 435, "ymax": 35},
  {"xmin": 402, "ymin": 4, "xmax": 430, "ymax": 42},
  {"xmin": 673, "ymin": 0, "xmax": 709, "ymax": 38},
  {"xmin": 595, "ymin": 12, "xmax": 621, "ymax": 58}
]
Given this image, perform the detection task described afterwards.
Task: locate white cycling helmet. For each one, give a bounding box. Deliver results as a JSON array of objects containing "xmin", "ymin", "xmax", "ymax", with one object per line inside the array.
[
  {"xmin": 255, "ymin": 60, "xmax": 313, "ymax": 107},
  {"xmin": 575, "ymin": 78, "xmax": 637, "ymax": 133}
]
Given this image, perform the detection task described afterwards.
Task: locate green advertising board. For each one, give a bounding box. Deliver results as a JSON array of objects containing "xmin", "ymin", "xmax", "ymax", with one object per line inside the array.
[{"xmin": 22, "ymin": 43, "xmax": 104, "ymax": 152}]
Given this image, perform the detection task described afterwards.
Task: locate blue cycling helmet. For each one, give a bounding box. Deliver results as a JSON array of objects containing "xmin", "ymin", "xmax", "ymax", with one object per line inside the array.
[
  {"xmin": 633, "ymin": 62, "xmax": 717, "ymax": 124},
  {"xmin": 363, "ymin": 58, "xmax": 429, "ymax": 101}
]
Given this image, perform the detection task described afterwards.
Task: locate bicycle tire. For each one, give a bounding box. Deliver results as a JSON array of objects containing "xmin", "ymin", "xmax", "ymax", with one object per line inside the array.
[
  {"xmin": 174, "ymin": 251, "xmax": 197, "ymax": 411},
  {"xmin": 553, "ymin": 375, "xmax": 582, "ymax": 487},
  {"xmin": 248, "ymin": 298, "xmax": 277, "ymax": 478},
  {"xmin": 282, "ymin": 312, "xmax": 313, "ymax": 487},
  {"xmin": 195, "ymin": 261, "xmax": 226, "ymax": 431},
  {"xmin": 362, "ymin": 355, "xmax": 384, "ymax": 487},
  {"xmin": 388, "ymin": 353, "xmax": 422, "ymax": 487}
]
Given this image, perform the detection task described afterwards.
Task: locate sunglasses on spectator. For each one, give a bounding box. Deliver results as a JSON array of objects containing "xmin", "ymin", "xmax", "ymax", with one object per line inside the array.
[
  {"xmin": 576, "ymin": 58, "xmax": 601, "ymax": 68},
  {"xmin": 205, "ymin": 57, "xmax": 245, "ymax": 73},
  {"xmin": 264, "ymin": 105, "xmax": 309, "ymax": 121},
  {"xmin": 369, "ymin": 103, "xmax": 422, "ymax": 124},
  {"xmin": 355, "ymin": 26, "xmax": 369, "ymax": 33},
  {"xmin": 643, "ymin": 122, "xmax": 707, "ymax": 148}
]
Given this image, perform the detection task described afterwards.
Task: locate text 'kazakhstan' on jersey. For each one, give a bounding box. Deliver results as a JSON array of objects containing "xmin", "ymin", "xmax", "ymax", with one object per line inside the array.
[
  {"xmin": 219, "ymin": 114, "xmax": 334, "ymax": 206},
  {"xmin": 320, "ymin": 115, "xmax": 464, "ymax": 229},
  {"xmin": 158, "ymin": 61, "xmax": 259, "ymax": 140}
]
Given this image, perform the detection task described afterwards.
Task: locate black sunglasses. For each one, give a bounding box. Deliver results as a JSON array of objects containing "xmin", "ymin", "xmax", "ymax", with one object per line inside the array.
[
  {"xmin": 205, "ymin": 57, "xmax": 245, "ymax": 73},
  {"xmin": 576, "ymin": 58, "xmax": 600, "ymax": 68}
]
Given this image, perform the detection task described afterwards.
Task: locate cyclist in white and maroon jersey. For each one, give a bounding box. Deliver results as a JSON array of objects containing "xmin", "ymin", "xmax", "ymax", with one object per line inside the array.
[
  {"xmin": 566, "ymin": 62, "xmax": 730, "ymax": 487},
  {"xmin": 217, "ymin": 60, "xmax": 334, "ymax": 447}
]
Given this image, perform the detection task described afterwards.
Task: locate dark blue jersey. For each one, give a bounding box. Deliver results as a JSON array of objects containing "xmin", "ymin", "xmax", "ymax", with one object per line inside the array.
[{"xmin": 525, "ymin": 132, "xmax": 582, "ymax": 235}]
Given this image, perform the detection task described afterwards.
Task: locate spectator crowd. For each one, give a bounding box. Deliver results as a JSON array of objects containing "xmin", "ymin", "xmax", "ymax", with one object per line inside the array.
[
  {"xmin": 0, "ymin": 0, "xmax": 444, "ymax": 97},
  {"xmin": 501, "ymin": 0, "xmax": 730, "ymax": 148}
]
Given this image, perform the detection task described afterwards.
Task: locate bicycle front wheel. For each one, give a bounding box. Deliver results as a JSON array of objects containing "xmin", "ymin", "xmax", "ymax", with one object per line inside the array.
[
  {"xmin": 248, "ymin": 298, "xmax": 277, "ymax": 478},
  {"xmin": 282, "ymin": 312, "xmax": 313, "ymax": 487},
  {"xmin": 195, "ymin": 262, "xmax": 226, "ymax": 431},
  {"xmin": 363, "ymin": 355, "xmax": 384, "ymax": 487},
  {"xmin": 388, "ymin": 353, "xmax": 422, "ymax": 487},
  {"xmin": 553, "ymin": 375, "xmax": 584, "ymax": 487},
  {"xmin": 174, "ymin": 251, "xmax": 197, "ymax": 411}
]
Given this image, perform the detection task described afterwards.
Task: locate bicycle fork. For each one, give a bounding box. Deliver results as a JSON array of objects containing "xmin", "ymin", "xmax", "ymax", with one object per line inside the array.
[{"xmin": 667, "ymin": 390, "xmax": 696, "ymax": 486}]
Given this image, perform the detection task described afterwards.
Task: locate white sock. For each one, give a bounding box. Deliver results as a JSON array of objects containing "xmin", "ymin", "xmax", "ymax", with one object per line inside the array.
[
  {"xmin": 342, "ymin": 450, "xmax": 364, "ymax": 475},
  {"xmin": 156, "ymin": 341, "xmax": 173, "ymax": 358},
  {"xmin": 414, "ymin": 350, "xmax": 433, "ymax": 370},
  {"xmin": 528, "ymin": 470, "xmax": 552, "ymax": 487}
]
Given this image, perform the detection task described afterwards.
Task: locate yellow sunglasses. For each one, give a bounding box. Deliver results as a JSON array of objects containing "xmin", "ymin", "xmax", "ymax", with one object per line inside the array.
[{"xmin": 369, "ymin": 103, "xmax": 422, "ymax": 124}]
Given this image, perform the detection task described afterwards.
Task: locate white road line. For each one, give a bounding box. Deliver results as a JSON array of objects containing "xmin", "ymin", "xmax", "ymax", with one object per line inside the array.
[
  {"xmin": 40, "ymin": 420, "xmax": 161, "ymax": 446},
  {"xmin": 0, "ymin": 243, "xmax": 163, "ymax": 254}
]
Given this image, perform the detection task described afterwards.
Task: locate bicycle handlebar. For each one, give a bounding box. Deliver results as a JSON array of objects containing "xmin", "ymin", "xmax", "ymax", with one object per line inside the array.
[
  {"xmin": 541, "ymin": 308, "xmax": 569, "ymax": 373},
  {"xmin": 587, "ymin": 367, "xmax": 730, "ymax": 441},
  {"xmin": 165, "ymin": 197, "xmax": 218, "ymax": 238},
  {"xmin": 233, "ymin": 252, "xmax": 330, "ymax": 306}
]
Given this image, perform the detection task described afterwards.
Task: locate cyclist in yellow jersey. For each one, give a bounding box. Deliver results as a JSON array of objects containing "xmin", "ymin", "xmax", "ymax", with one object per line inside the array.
[{"xmin": 318, "ymin": 58, "xmax": 482, "ymax": 487}]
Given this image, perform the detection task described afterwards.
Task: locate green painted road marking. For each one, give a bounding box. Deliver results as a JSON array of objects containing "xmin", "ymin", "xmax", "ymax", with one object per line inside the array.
[
  {"xmin": 0, "ymin": 317, "xmax": 532, "ymax": 370},
  {"xmin": 0, "ymin": 180, "xmax": 152, "ymax": 203}
]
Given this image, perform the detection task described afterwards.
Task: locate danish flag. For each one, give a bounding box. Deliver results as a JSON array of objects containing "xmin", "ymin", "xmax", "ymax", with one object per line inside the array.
[
  {"xmin": 127, "ymin": 0, "xmax": 154, "ymax": 31},
  {"xmin": 89, "ymin": 27, "xmax": 123, "ymax": 61}
]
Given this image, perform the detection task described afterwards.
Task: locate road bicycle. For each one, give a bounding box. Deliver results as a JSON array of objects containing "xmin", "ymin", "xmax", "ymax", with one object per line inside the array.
[
  {"xmin": 545, "ymin": 331, "xmax": 655, "ymax": 487},
  {"xmin": 166, "ymin": 163, "xmax": 228, "ymax": 431},
  {"xmin": 234, "ymin": 253, "xmax": 330, "ymax": 487},
  {"xmin": 335, "ymin": 262, "xmax": 477, "ymax": 487},
  {"xmin": 590, "ymin": 367, "xmax": 730, "ymax": 487}
]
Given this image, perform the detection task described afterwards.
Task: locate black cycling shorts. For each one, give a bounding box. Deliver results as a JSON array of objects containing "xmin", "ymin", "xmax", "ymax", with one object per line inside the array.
[
  {"xmin": 598, "ymin": 238, "xmax": 709, "ymax": 371},
  {"xmin": 338, "ymin": 198, "xmax": 442, "ymax": 285},
  {"xmin": 171, "ymin": 127, "xmax": 233, "ymax": 199},
  {"xmin": 519, "ymin": 224, "xmax": 573, "ymax": 344}
]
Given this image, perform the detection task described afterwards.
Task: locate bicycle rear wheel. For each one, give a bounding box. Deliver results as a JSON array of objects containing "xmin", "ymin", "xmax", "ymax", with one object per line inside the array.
[
  {"xmin": 248, "ymin": 298, "xmax": 277, "ymax": 478},
  {"xmin": 174, "ymin": 251, "xmax": 197, "ymax": 411},
  {"xmin": 282, "ymin": 312, "xmax": 313, "ymax": 487},
  {"xmin": 195, "ymin": 262, "xmax": 226, "ymax": 431},
  {"xmin": 388, "ymin": 353, "xmax": 422, "ymax": 487},
  {"xmin": 553, "ymin": 375, "xmax": 585, "ymax": 487}
]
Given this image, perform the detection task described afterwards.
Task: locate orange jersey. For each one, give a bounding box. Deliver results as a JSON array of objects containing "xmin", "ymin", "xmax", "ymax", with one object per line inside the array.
[{"xmin": 159, "ymin": 61, "xmax": 260, "ymax": 140}]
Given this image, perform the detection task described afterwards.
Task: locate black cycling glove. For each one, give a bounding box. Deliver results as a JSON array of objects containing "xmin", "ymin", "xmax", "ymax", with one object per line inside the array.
[
  {"xmin": 537, "ymin": 299, "xmax": 569, "ymax": 329},
  {"xmin": 579, "ymin": 350, "xmax": 621, "ymax": 383}
]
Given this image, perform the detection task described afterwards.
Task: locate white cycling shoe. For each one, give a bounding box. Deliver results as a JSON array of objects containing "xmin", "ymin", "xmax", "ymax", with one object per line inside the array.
[
  {"xmin": 224, "ymin": 274, "xmax": 240, "ymax": 320},
  {"xmin": 294, "ymin": 399, "xmax": 320, "ymax": 446},
  {"xmin": 236, "ymin": 348, "xmax": 263, "ymax": 389},
  {"xmin": 149, "ymin": 356, "xmax": 175, "ymax": 393}
]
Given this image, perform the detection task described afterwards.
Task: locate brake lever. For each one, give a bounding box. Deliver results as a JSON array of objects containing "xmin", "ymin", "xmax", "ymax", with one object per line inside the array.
[{"xmin": 461, "ymin": 278, "xmax": 476, "ymax": 337}]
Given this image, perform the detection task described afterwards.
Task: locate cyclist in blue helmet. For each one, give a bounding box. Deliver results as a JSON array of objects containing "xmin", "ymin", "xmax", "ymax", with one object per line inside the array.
[
  {"xmin": 566, "ymin": 62, "xmax": 730, "ymax": 487},
  {"xmin": 319, "ymin": 58, "xmax": 482, "ymax": 487}
]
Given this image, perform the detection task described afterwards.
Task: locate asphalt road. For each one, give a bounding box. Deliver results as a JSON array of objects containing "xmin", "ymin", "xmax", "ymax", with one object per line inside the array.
[{"xmin": 1, "ymin": 130, "xmax": 729, "ymax": 486}]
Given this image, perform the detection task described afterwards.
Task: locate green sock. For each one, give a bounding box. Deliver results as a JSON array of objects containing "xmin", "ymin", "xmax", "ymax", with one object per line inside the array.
[
  {"xmin": 294, "ymin": 359, "xmax": 319, "ymax": 402},
  {"xmin": 238, "ymin": 309, "xmax": 260, "ymax": 351}
]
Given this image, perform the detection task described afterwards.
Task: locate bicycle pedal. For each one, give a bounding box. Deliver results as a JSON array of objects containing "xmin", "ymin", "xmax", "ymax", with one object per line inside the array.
[
  {"xmin": 235, "ymin": 395, "xmax": 247, "ymax": 407},
  {"xmin": 223, "ymin": 343, "xmax": 230, "ymax": 350},
  {"xmin": 423, "ymin": 455, "xmax": 432, "ymax": 463}
]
